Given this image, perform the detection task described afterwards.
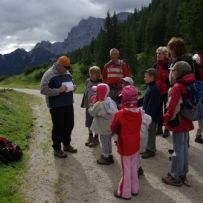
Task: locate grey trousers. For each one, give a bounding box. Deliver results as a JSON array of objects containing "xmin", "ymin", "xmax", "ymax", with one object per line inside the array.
[
  {"xmin": 100, "ymin": 134, "xmax": 112, "ymax": 157},
  {"xmin": 146, "ymin": 122, "xmax": 157, "ymax": 152},
  {"xmin": 196, "ymin": 120, "xmax": 203, "ymax": 137}
]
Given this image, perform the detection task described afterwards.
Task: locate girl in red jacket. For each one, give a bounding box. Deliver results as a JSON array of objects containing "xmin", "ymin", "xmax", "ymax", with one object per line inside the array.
[{"xmin": 111, "ymin": 85, "xmax": 142, "ymax": 200}]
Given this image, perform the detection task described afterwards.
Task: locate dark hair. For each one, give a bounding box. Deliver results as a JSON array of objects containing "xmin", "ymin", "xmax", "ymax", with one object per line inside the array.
[
  {"xmin": 145, "ymin": 68, "xmax": 157, "ymax": 79},
  {"xmin": 167, "ymin": 37, "xmax": 187, "ymax": 58}
]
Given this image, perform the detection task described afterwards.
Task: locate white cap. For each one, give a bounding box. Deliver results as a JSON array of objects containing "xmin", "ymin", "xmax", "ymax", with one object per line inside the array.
[{"xmin": 122, "ymin": 77, "xmax": 134, "ymax": 85}]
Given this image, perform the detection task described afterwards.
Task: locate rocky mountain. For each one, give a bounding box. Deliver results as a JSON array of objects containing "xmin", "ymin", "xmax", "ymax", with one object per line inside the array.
[{"xmin": 0, "ymin": 12, "xmax": 130, "ymax": 76}]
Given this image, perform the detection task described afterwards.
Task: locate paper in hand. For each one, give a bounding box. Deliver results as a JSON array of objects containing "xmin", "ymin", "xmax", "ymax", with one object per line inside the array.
[{"xmin": 62, "ymin": 82, "xmax": 74, "ymax": 92}]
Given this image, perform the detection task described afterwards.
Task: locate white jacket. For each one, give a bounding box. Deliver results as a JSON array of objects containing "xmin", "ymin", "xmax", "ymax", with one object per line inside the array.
[{"xmin": 88, "ymin": 97, "xmax": 118, "ymax": 135}]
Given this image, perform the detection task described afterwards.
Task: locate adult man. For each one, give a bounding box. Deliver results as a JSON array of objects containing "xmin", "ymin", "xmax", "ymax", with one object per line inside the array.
[
  {"xmin": 40, "ymin": 56, "xmax": 77, "ymax": 158},
  {"xmin": 102, "ymin": 48, "xmax": 130, "ymax": 100}
]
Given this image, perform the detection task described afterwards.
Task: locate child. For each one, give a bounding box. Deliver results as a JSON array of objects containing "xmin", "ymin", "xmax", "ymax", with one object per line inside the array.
[
  {"xmin": 81, "ymin": 66, "xmax": 102, "ymax": 147},
  {"xmin": 88, "ymin": 83, "xmax": 117, "ymax": 165},
  {"xmin": 111, "ymin": 85, "xmax": 142, "ymax": 200},
  {"xmin": 137, "ymin": 68, "xmax": 160, "ymax": 158}
]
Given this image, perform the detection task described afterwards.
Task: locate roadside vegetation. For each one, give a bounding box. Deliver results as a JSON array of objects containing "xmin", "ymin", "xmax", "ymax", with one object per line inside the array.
[
  {"xmin": 0, "ymin": 89, "xmax": 39, "ymax": 203},
  {"xmin": 0, "ymin": 63, "xmax": 87, "ymax": 93}
]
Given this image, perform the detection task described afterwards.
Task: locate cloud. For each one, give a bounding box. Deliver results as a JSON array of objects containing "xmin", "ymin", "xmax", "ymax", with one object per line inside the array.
[{"xmin": 0, "ymin": 0, "xmax": 151, "ymax": 54}]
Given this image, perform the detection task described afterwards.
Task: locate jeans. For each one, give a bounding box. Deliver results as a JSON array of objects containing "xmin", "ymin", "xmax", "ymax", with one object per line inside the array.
[
  {"xmin": 170, "ymin": 132, "xmax": 189, "ymax": 179},
  {"xmin": 50, "ymin": 105, "xmax": 74, "ymax": 150}
]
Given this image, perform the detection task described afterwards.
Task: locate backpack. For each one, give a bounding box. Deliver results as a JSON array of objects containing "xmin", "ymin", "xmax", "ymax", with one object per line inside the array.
[
  {"xmin": 0, "ymin": 136, "xmax": 23, "ymax": 163},
  {"xmin": 181, "ymin": 81, "xmax": 203, "ymax": 121}
]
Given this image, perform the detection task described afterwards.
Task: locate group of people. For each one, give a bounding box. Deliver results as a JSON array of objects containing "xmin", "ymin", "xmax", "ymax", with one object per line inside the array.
[{"xmin": 40, "ymin": 37, "xmax": 203, "ymax": 200}]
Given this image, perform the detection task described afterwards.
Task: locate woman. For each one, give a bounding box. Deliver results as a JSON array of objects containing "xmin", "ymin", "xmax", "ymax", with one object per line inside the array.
[
  {"xmin": 162, "ymin": 61, "xmax": 195, "ymax": 186},
  {"xmin": 153, "ymin": 46, "xmax": 171, "ymax": 137}
]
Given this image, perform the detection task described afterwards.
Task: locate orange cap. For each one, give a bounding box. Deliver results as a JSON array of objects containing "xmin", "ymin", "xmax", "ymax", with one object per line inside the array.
[{"xmin": 57, "ymin": 56, "xmax": 70, "ymax": 66}]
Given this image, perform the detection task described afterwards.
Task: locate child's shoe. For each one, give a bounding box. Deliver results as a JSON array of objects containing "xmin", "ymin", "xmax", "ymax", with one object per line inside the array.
[
  {"xmin": 97, "ymin": 155, "xmax": 114, "ymax": 165},
  {"xmin": 85, "ymin": 133, "xmax": 93, "ymax": 146},
  {"xmin": 138, "ymin": 166, "xmax": 144, "ymax": 178},
  {"xmin": 88, "ymin": 135, "xmax": 99, "ymax": 147}
]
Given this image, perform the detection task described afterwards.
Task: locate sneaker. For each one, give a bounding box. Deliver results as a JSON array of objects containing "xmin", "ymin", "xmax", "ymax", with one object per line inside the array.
[
  {"xmin": 63, "ymin": 145, "xmax": 77, "ymax": 153},
  {"xmin": 163, "ymin": 129, "xmax": 170, "ymax": 138},
  {"xmin": 138, "ymin": 167, "xmax": 144, "ymax": 178},
  {"xmin": 114, "ymin": 190, "xmax": 131, "ymax": 200},
  {"xmin": 195, "ymin": 135, "xmax": 203, "ymax": 144},
  {"xmin": 97, "ymin": 155, "xmax": 114, "ymax": 165},
  {"xmin": 88, "ymin": 137, "xmax": 99, "ymax": 147},
  {"xmin": 162, "ymin": 175, "xmax": 183, "ymax": 187},
  {"xmin": 54, "ymin": 150, "xmax": 67, "ymax": 158},
  {"xmin": 142, "ymin": 150, "xmax": 155, "ymax": 159}
]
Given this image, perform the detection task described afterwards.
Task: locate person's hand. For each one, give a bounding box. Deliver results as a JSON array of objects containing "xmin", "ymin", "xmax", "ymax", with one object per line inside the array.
[{"xmin": 59, "ymin": 85, "xmax": 67, "ymax": 93}]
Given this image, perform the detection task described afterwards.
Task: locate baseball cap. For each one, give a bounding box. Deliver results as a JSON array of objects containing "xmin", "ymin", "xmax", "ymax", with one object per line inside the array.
[
  {"xmin": 169, "ymin": 61, "xmax": 191, "ymax": 77},
  {"xmin": 122, "ymin": 77, "xmax": 134, "ymax": 85},
  {"xmin": 57, "ymin": 56, "xmax": 70, "ymax": 68}
]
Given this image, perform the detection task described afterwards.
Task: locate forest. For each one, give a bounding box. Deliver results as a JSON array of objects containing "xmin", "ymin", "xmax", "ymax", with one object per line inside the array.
[{"xmin": 69, "ymin": 0, "xmax": 203, "ymax": 83}]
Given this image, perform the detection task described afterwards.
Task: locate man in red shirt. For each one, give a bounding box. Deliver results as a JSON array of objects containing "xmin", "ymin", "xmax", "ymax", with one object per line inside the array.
[{"xmin": 102, "ymin": 48, "xmax": 130, "ymax": 101}]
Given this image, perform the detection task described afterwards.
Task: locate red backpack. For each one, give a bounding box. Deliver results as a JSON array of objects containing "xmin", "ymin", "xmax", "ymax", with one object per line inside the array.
[{"xmin": 0, "ymin": 136, "xmax": 23, "ymax": 163}]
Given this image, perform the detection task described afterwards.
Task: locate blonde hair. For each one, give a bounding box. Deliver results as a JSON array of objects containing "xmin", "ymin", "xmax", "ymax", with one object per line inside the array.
[
  {"xmin": 110, "ymin": 48, "xmax": 119, "ymax": 55},
  {"xmin": 89, "ymin": 66, "xmax": 101, "ymax": 76},
  {"xmin": 156, "ymin": 46, "xmax": 169, "ymax": 58}
]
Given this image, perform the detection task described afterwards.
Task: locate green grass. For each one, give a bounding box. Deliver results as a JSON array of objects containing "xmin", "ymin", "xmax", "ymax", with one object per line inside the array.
[
  {"xmin": 0, "ymin": 63, "xmax": 86, "ymax": 93},
  {"xmin": 0, "ymin": 89, "xmax": 38, "ymax": 203}
]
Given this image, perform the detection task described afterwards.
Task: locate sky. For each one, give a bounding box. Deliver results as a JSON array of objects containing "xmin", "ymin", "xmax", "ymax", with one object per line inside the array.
[{"xmin": 0, "ymin": 0, "xmax": 151, "ymax": 54}]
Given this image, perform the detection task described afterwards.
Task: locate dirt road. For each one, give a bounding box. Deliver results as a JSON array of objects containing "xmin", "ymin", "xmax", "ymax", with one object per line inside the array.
[{"xmin": 15, "ymin": 89, "xmax": 203, "ymax": 203}]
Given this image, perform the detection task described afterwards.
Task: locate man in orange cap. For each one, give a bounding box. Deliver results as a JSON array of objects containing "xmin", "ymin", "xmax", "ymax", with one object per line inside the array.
[{"xmin": 40, "ymin": 55, "xmax": 77, "ymax": 158}]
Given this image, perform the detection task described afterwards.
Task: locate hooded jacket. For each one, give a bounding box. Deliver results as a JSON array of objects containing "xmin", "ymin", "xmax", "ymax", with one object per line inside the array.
[
  {"xmin": 111, "ymin": 108, "xmax": 142, "ymax": 155},
  {"xmin": 164, "ymin": 73, "xmax": 195, "ymax": 132}
]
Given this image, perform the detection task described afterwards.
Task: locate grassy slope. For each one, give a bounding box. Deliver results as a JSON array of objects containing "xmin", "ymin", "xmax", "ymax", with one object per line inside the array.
[
  {"xmin": 0, "ymin": 89, "xmax": 38, "ymax": 203},
  {"xmin": 0, "ymin": 63, "xmax": 86, "ymax": 93}
]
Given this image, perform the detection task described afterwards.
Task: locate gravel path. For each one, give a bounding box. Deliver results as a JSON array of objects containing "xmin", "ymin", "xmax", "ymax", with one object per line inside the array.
[{"xmin": 15, "ymin": 88, "xmax": 203, "ymax": 203}]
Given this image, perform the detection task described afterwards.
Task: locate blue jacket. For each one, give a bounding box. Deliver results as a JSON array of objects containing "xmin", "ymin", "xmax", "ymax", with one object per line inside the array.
[{"xmin": 137, "ymin": 81, "xmax": 160, "ymax": 122}]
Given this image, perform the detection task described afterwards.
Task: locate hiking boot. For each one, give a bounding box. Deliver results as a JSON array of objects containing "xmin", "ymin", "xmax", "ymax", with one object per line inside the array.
[
  {"xmin": 162, "ymin": 174, "xmax": 183, "ymax": 187},
  {"xmin": 142, "ymin": 150, "xmax": 155, "ymax": 159},
  {"xmin": 138, "ymin": 166, "xmax": 144, "ymax": 178},
  {"xmin": 85, "ymin": 133, "xmax": 93, "ymax": 146},
  {"xmin": 156, "ymin": 127, "xmax": 163, "ymax": 135},
  {"xmin": 180, "ymin": 175, "xmax": 191, "ymax": 187},
  {"xmin": 163, "ymin": 129, "xmax": 170, "ymax": 138},
  {"xmin": 88, "ymin": 136, "xmax": 99, "ymax": 147},
  {"xmin": 54, "ymin": 150, "xmax": 67, "ymax": 158},
  {"xmin": 195, "ymin": 135, "xmax": 203, "ymax": 144},
  {"xmin": 63, "ymin": 145, "xmax": 77, "ymax": 153},
  {"xmin": 108, "ymin": 155, "xmax": 114, "ymax": 163},
  {"xmin": 97, "ymin": 155, "xmax": 114, "ymax": 165}
]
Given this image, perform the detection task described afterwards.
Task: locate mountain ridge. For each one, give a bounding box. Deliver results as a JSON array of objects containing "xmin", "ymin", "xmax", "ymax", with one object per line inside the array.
[{"xmin": 0, "ymin": 12, "xmax": 130, "ymax": 76}]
